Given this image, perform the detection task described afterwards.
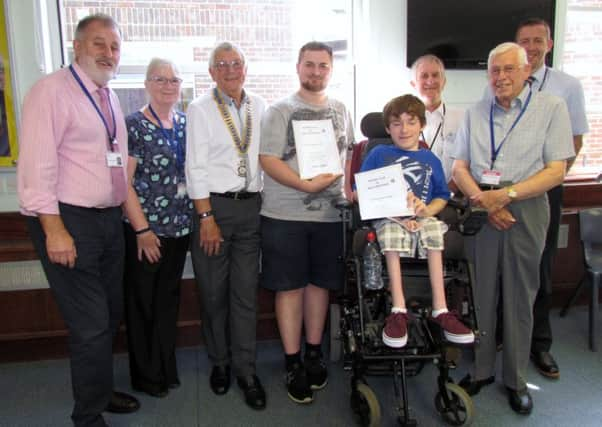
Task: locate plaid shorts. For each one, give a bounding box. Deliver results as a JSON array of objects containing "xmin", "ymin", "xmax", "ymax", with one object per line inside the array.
[{"xmin": 374, "ymin": 217, "xmax": 448, "ymax": 259}]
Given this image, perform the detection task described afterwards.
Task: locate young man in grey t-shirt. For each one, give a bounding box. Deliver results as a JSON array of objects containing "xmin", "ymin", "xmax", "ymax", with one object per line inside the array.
[{"xmin": 259, "ymin": 41, "xmax": 354, "ymax": 404}]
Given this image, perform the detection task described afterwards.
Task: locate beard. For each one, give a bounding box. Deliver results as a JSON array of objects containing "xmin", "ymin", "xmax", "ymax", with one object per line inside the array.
[
  {"xmin": 301, "ymin": 78, "xmax": 327, "ymax": 93},
  {"xmin": 77, "ymin": 54, "xmax": 116, "ymax": 86}
]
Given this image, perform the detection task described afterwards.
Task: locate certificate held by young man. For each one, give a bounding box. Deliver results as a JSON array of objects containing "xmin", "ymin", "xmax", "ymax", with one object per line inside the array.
[{"xmin": 292, "ymin": 119, "xmax": 344, "ymax": 179}]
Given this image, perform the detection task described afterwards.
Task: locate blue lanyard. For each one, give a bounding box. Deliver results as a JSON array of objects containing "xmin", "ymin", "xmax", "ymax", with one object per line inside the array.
[
  {"xmin": 147, "ymin": 104, "xmax": 184, "ymax": 173},
  {"xmin": 489, "ymin": 88, "xmax": 532, "ymax": 169},
  {"xmin": 68, "ymin": 65, "xmax": 116, "ymax": 150}
]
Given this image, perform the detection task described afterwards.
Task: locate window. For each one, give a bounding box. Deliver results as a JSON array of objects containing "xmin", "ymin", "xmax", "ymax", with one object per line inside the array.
[
  {"xmin": 562, "ymin": 1, "xmax": 602, "ymax": 177},
  {"xmin": 58, "ymin": 0, "xmax": 354, "ymax": 118}
]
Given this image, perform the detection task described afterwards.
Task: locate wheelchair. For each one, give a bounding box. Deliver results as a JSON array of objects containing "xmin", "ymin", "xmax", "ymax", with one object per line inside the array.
[{"xmin": 328, "ymin": 113, "xmax": 487, "ymax": 427}]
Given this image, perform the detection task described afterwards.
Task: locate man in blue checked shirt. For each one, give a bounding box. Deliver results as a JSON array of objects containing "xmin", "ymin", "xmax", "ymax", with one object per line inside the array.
[{"xmin": 451, "ymin": 42, "xmax": 574, "ymax": 416}]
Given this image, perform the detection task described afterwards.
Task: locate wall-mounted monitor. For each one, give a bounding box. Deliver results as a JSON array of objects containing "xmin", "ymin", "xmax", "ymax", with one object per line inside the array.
[{"xmin": 407, "ymin": 0, "xmax": 556, "ymax": 69}]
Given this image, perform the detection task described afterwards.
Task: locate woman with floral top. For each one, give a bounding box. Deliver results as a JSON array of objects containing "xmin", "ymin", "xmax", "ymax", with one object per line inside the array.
[{"xmin": 122, "ymin": 58, "xmax": 193, "ymax": 398}]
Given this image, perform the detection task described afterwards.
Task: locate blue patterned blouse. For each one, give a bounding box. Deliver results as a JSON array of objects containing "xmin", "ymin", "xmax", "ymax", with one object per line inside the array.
[{"xmin": 126, "ymin": 110, "xmax": 193, "ymax": 238}]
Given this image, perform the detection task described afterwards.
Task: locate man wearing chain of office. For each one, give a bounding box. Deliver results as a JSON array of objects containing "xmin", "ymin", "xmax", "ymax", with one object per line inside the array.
[{"xmin": 185, "ymin": 41, "xmax": 267, "ymax": 410}]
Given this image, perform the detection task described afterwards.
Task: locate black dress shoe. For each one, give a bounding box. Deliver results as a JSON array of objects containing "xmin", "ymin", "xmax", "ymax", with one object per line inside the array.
[
  {"xmin": 237, "ymin": 375, "xmax": 266, "ymax": 410},
  {"xmin": 458, "ymin": 374, "xmax": 495, "ymax": 396},
  {"xmin": 506, "ymin": 387, "xmax": 533, "ymax": 415},
  {"xmin": 105, "ymin": 391, "xmax": 140, "ymax": 413},
  {"xmin": 210, "ymin": 365, "xmax": 231, "ymax": 395},
  {"xmin": 531, "ymin": 351, "xmax": 560, "ymax": 379}
]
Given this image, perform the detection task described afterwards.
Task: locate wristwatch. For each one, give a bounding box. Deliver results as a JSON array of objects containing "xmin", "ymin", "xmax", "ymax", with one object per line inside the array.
[{"xmin": 506, "ymin": 187, "xmax": 518, "ymax": 200}]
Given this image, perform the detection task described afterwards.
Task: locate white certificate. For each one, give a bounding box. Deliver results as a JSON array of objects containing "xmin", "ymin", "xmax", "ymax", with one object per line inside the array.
[
  {"xmin": 354, "ymin": 163, "xmax": 414, "ymax": 220},
  {"xmin": 292, "ymin": 119, "xmax": 343, "ymax": 179}
]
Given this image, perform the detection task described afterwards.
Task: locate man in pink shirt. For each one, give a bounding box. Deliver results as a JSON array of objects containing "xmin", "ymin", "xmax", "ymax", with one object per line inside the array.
[{"xmin": 17, "ymin": 14, "xmax": 139, "ymax": 427}]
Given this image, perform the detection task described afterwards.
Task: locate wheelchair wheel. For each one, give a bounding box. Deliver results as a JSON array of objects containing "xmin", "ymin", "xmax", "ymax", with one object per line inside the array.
[
  {"xmin": 351, "ymin": 383, "xmax": 381, "ymax": 427},
  {"xmin": 329, "ymin": 303, "xmax": 342, "ymax": 362},
  {"xmin": 434, "ymin": 383, "xmax": 474, "ymax": 426}
]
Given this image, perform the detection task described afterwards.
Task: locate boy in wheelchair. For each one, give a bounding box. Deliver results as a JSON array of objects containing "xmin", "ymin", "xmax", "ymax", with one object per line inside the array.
[{"xmin": 358, "ymin": 95, "xmax": 474, "ymax": 349}]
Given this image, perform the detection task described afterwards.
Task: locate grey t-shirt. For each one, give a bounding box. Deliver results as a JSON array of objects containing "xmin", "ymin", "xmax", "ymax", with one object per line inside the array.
[{"xmin": 260, "ymin": 93, "xmax": 355, "ymax": 222}]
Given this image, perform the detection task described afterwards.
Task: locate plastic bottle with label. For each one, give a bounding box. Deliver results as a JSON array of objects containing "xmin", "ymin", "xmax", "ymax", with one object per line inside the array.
[{"xmin": 363, "ymin": 230, "xmax": 384, "ymax": 290}]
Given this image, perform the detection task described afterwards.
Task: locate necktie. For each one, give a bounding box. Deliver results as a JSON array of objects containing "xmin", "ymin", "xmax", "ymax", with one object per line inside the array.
[
  {"xmin": 98, "ymin": 87, "xmax": 127, "ymax": 205},
  {"xmin": 527, "ymin": 75, "xmax": 536, "ymax": 88}
]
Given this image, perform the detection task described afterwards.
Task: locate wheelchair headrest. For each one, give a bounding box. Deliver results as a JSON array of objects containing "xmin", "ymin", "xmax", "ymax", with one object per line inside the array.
[{"xmin": 360, "ymin": 112, "xmax": 388, "ymax": 139}]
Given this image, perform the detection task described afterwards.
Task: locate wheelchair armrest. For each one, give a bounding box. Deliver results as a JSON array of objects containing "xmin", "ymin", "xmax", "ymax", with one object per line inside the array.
[
  {"xmin": 458, "ymin": 207, "xmax": 488, "ymax": 236},
  {"xmin": 335, "ymin": 199, "xmax": 354, "ymax": 210}
]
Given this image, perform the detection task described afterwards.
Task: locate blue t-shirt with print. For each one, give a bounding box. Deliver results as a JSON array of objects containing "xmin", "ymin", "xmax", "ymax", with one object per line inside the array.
[{"xmin": 360, "ymin": 143, "xmax": 450, "ymax": 204}]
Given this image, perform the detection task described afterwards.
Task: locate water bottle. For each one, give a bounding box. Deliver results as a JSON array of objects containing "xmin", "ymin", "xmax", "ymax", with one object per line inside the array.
[{"xmin": 363, "ymin": 230, "xmax": 383, "ymax": 290}]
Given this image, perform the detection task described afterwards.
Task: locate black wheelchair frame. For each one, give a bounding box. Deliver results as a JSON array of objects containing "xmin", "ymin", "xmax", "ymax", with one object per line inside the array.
[{"xmin": 329, "ymin": 199, "xmax": 486, "ymax": 427}]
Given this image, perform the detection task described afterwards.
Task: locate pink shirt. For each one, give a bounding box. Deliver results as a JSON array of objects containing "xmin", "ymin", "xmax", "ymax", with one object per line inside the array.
[{"xmin": 18, "ymin": 63, "xmax": 128, "ymax": 216}]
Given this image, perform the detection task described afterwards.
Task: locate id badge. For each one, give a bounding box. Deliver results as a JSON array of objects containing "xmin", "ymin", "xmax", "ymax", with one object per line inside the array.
[
  {"xmin": 481, "ymin": 169, "xmax": 501, "ymax": 186},
  {"xmin": 106, "ymin": 152, "xmax": 124, "ymax": 168}
]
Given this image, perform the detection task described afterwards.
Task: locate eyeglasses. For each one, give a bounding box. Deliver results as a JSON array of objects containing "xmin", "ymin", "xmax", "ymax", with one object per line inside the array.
[
  {"xmin": 489, "ymin": 65, "xmax": 523, "ymax": 77},
  {"xmin": 214, "ymin": 60, "xmax": 244, "ymax": 71},
  {"xmin": 149, "ymin": 76, "xmax": 183, "ymax": 86}
]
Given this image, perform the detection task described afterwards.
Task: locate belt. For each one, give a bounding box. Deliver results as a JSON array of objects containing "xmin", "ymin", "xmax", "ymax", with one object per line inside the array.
[
  {"xmin": 59, "ymin": 202, "xmax": 119, "ymax": 213},
  {"xmin": 210, "ymin": 191, "xmax": 259, "ymax": 200}
]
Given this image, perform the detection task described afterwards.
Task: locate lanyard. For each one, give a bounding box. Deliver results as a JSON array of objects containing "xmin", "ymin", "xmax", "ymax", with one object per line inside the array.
[
  {"xmin": 420, "ymin": 103, "xmax": 446, "ymax": 150},
  {"xmin": 147, "ymin": 104, "xmax": 184, "ymax": 173},
  {"xmin": 68, "ymin": 65, "xmax": 116, "ymax": 150},
  {"xmin": 489, "ymin": 88, "xmax": 532, "ymax": 169}
]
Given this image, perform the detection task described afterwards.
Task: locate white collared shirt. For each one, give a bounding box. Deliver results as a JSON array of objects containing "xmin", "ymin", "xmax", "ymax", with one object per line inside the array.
[
  {"xmin": 185, "ymin": 87, "xmax": 267, "ymax": 199},
  {"xmin": 424, "ymin": 103, "xmax": 464, "ymax": 182}
]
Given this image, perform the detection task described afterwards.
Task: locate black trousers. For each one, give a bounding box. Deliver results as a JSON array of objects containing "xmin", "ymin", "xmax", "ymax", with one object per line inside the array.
[
  {"xmin": 123, "ymin": 224, "xmax": 190, "ymax": 391},
  {"xmin": 531, "ymin": 184, "xmax": 564, "ymax": 353},
  {"xmin": 27, "ymin": 203, "xmax": 124, "ymax": 427},
  {"xmin": 190, "ymin": 194, "xmax": 261, "ymax": 377}
]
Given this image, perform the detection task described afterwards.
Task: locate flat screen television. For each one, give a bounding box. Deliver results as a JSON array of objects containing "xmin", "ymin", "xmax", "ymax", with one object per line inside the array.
[{"xmin": 407, "ymin": 0, "xmax": 556, "ymax": 69}]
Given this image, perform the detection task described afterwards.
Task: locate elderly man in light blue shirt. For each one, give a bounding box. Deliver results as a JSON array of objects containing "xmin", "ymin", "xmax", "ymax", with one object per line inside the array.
[
  {"xmin": 515, "ymin": 17, "xmax": 589, "ymax": 380},
  {"xmin": 452, "ymin": 42, "xmax": 574, "ymax": 416}
]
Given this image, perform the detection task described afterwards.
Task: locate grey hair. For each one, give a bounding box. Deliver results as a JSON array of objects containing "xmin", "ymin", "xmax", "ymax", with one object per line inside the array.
[
  {"xmin": 410, "ymin": 54, "xmax": 446, "ymax": 81},
  {"xmin": 208, "ymin": 42, "xmax": 246, "ymax": 68},
  {"xmin": 145, "ymin": 58, "xmax": 180, "ymax": 80},
  {"xmin": 487, "ymin": 42, "xmax": 528, "ymax": 69},
  {"xmin": 74, "ymin": 13, "xmax": 120, "ymax": 41}
]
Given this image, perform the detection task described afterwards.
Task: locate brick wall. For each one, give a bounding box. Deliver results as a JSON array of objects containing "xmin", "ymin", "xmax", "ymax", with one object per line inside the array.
[{"xmin": 63, "ymin": 0, "xmax": 298, "ymax": 105}]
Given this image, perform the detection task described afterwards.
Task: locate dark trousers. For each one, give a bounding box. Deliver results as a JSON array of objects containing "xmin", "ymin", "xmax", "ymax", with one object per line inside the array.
[
  {"xmin": 123, "ymin": 224, "xmax": 190, "ymax": 391},
  {"xmin": 531, "ymin": 184, "xmax": 563, "ymax": 353},
  {"xmin": 190, "ymin": 194, "xmax": 261, "ymax": 377},
  {"xmin": 27, "ymin": 203, "xmax": 124, "ymax": 427}
]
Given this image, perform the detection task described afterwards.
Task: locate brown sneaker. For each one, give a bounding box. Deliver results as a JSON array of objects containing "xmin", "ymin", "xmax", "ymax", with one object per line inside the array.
[
  {"xmin": 432, "ymin": 311, "xmax": 474, "ymax": 344},
  {"xmin": 382, "ymin": 312, "xmax": 408, "ymax": 348}
]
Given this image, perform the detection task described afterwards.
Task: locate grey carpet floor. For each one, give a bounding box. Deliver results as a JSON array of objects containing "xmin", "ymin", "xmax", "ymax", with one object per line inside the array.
[{"xmin": 1, "ymin": 307, "xmax": 601, "ymax": 427}]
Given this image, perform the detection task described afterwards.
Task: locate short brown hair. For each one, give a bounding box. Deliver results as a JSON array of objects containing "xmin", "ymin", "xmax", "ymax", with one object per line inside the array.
[
  {"xmin": 383, "ymin": 95, "xmax": 426, "ymax": 128},
  {"xmin": 297, "ymin": 41, "xmax": 333, "ymax": 64},
  {"xmin": 516, "ymin": 17, "xmax": 552, "ymax": 40}
]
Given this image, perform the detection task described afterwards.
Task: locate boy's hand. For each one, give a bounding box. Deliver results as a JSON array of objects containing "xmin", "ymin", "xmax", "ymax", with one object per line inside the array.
[
  {"xmin": 401, "ymin": 218, "xmax": 420, "ymax": 232},
  {"xmin": 413, "ymin": 198, "xmax": 430, "ymax": 217},
  {"xmin": 407, "ymin": 191, "xmax": 429, "ymax": 217}
]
